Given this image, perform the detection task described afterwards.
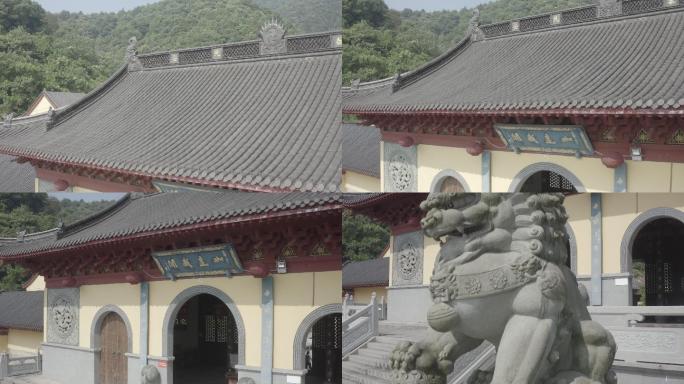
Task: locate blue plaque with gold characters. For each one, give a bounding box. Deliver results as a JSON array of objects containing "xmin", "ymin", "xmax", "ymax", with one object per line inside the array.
[
  {"xmin": 152, "ymin": 244, "xmax": 243, "ymax": 280},
  {"xmin": 494, "ymin": 124, "xmax": 594, "ymax": 157}
]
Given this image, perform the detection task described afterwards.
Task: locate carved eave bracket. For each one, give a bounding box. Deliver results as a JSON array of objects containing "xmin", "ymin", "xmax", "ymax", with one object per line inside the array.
[{"xmin": 259, "ymin": 18, "xmax": 287, "ymax": 55}]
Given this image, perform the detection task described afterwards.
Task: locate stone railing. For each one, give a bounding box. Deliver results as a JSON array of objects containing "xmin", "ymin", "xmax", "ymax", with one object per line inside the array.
[
  {"xmin": 0, "ymin": 352, "xmax": 42, "ymax": 378},
  {"xmin": 343, "ymin": 293, "xmax": 387, "ymax": 321},
  {"xmin": 588, "ymin": 306, "xmax": 684, "ymax": 367},
  {"xmin": 342, "ymin": 293, "xmax": 379, "ymax": 357}
]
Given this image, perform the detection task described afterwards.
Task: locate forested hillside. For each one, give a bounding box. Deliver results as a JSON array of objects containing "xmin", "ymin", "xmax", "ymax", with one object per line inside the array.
[
  {"xmin": 343, "ymin": 0, "xmax": 594, "ymax": 84},
  {"xmin": 0, "ymin": 0, "xmax": 338, "ymax": 115},
  {"xmin": 0, "ymin": 194, "xmax": 120, "ymax": 291}
]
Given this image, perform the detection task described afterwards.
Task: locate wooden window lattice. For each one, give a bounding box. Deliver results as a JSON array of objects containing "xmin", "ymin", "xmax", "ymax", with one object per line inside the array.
[{"xmin": 312, "ymin": 314, "xmax": 341, "ymax": 349}]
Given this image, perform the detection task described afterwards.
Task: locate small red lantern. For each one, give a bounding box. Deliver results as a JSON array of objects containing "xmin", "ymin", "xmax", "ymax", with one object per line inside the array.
[
  {"xmin": 398, "ymin": 136, "xmax": 415, "ymax": 147},
  {"xmin": 466, "ymin": 142, "xmax": 484, "ymax": 156},
  {"xmin": 601, "ymin": 152, "xmax": 624, "ymax": 168},
  {"xmin": 54, "ymin": 179, "xmax": 70, "ymax": 191}
]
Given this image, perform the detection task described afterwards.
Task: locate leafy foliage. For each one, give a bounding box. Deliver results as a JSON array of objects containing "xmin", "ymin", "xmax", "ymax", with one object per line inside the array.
[
  {"xmin": 0, "ymin": 0, "xmax": 48, "ymax": 33},
  {"xmin": 343, "ymin": 211, "xmax": 390, "ymax": 263},
  {"xmin": 253, "ymin": 0, "xmax": 340, "ymax": 33},
  {"xmin": 343, "ymin": 0, "xmax": 594, "ymax": 84},
  {"xmin": 0, "ymin": 194, "xmax": 118, "ymax": 292}
]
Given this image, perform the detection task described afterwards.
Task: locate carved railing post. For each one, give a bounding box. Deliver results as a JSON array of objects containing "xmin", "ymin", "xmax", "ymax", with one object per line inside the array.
[
  {"xmin": 0, "ymin": 353, "xmax": 8, "ymax": 379},
  {"xmin": 370, "ymin": 292, "xmax": 378, "ymax": 336},
  {"xmin": 342, "ymin": 293, "xmax": 349, "ymax": 319}
]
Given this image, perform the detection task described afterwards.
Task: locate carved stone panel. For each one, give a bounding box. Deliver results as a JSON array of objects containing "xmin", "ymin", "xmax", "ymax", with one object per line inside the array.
[
  {"xmin": 47, "ymin": 288, "xmax": 79, "ymax": 346},
  {"xmin": 383, "ymin": 142, "xmax": 417, "ymax": 192},
  {"xmin": 392, "ymin": 231, "xmax": 424, "ymax": 286}
]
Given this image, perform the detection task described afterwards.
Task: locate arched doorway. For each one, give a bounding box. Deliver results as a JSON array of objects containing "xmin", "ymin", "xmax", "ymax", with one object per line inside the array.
[
  {"xmin": 519, "ymin": 171, "xmax": 578, "ymax": 193},
  {"xmin": 630, "ymin": 217, "xmax": 684, "ymax": 315},
  {"xmin": 429, "ymin": 170, "xmax": 470, "ymax": 193},
  {"xmin": 509, "ymin": 163, "xmax": 584, "ymax": 193},
  {"xmin": 305, "ymin": 313, "xmax": 341, "ymax": 384},
  {"xmin": 99, "ymin": 312, "xmax": 129, "ymax": 384},
  {"xmin": 172, "ymin": 293, "xmax": 239, "ymax": 384},
  {"xmin": 293, "ymin": 304, "xmax": 342, "ymax": 384}
]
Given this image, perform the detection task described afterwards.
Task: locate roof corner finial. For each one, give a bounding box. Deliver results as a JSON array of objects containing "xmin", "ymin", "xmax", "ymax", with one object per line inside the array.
[
  {"xmin": 467, "ymin": 7, "xmax": 485, "ymax": 42},
  {"xmin": 16, "ymin": 230, "xmax": 26, "ymax": 243},
  {"xmin": 126, "ymin": 36, "xmax": 143, "ymax": 71},
  {"xmin": 45, "ymin": 107, "xmax": 56, "ymax": 131},
  {"xmin": 259, "ymin": 18, "xmax": 287, "ymax": 55},
  {"xmin": 3, "ymin": 112, "xmax": 14, "ymax": 129},
  {"xmin": 351, "ymin": 79, "xmax": 361, "ymax": 90},
  {"xmin": 391, "ymin": 73, "xmax": 403, "ymax": 93},
  {"xmin": 598, "ymin": 0, "xmax": 622, "ymax": 17}
]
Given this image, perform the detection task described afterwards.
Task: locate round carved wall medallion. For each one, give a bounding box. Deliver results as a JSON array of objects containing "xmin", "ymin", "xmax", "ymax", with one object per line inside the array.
[
  {"xmin": 398, "ymin": 242, "xmax": 418, "ymax": 280},
  {"xmin": 50, "ymin": 296, "xmax": 76, "ymax": 338}
]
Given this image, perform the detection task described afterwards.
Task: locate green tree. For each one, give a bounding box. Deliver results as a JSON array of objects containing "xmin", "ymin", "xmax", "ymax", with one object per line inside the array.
[
  {"xmin": 343, "ymin": 0, "xmax": 389, "ymax": 28},
  {"xmin": 0, "ymin": 0, "xmax": 48, "ymax": 33},
  {"xmin": 343, "ymin": 211, "xmax": 390, "ymax": 263}
]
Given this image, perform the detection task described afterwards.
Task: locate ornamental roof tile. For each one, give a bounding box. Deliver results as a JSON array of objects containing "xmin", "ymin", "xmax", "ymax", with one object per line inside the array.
[
  {"xmin": 343, "ymin": 4, "xmax": 684, "ymax": 115},
  {"xmin": 342, "ymin": 257, "xmax": 389, "ymax": 288},
  {"xmin": 0, "ymin": 154, "xmax": 35, "ymax": 192},
  {"xmin": 0, "ymin": 191, "xmax": 341, "ymax": 258},
  {"xmin": 342, "ymin": 123, "xmax": 380, "ymax": 177},
  {"xmin": 0, "ymin": 290, "xmax": 43, "ymax": 332},
  {"xmin": 0, "ymin": 31, "xmax": 342, "ymax": 192}
]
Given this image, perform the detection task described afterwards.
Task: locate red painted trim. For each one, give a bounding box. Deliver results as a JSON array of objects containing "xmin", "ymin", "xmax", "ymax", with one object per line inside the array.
[
  {"xmin": 343, "ymin": 283, "xmax": 388, "ymax": 289},
  {"xmin": 3, "ymin": 205, "xmax": 343, "ymax": 262},
  {"xmin": 381, "ymin": 130, "xmax": 684, "ymax": 163},
  {"xmin": 36, "ymin": 168, "xmax": 147, "ymax": 192},
  {"xmin": 344, "ymin": 107, "xmax": 684, "ymax": 117},
  {"xmin": 0, "ymin": 328, "xmax": 8, "ymax": 335},
  {"xmin": 391, "ymin": 220, "xmax": 422, "ymax": 236}
]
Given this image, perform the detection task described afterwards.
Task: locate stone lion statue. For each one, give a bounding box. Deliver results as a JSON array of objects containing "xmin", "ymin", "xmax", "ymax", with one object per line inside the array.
[{"xmin": 389, "ymin": 193, "xmax": 616, "ymax": 384}]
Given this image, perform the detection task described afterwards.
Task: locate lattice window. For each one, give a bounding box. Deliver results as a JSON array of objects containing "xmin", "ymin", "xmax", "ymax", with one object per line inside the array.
[
  {"xmin": 623, "ymin": 0, "xmax": 665, "ymax": 14},
  {"xmin": 549, "ymin": 172, "xmax": 575, "ymax": 192},
  {"xmin": 312, "ymin": 314, "xmax": 341, "ymax": 349},
  {"xmin": 561, "ymin": 6, "xmax": 598, "ymax": 24},
  {"xmin": 223, "ymin": 43, "xmax": 260, "ymax": 59},
  {"xmin": 519, "ymin": 15, "xmax": 552, "ymax": 31},
  {"xmin": 205, "ymin": 315, "xmax": 216, "ymax": 342},
  {"xmin": 287, "ymin": 35, "xmax": 331, "ymax": 53},
  {"xmin": 216, "ymin": 316, "xmax": 228, "ymax": 342},
  {"xmin": 664, "ymin": 262, "xmax": 673, "ymax": 293},
  {"xmin": 179, "ymin": 48, "xmax": 212, "ymax": 65},
  {"xmin": 140, "ymin": 54, "xmax": 171, "ymax": 68},
  {"xmin": 481, "ymin": 22, "xmax": 512, "ymax": 37}
]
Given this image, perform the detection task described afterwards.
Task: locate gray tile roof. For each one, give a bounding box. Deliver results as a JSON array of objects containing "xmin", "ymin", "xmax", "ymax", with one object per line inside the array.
[
  {"xmin": 343, "ymin": 257, "xmax": 388, "ymax": 288},
  {"xmin": 344, "ymin": 7, "xmax": 684, "ymax": 113},
  {"xmin": 0, "ymin": 191, "xmax": 340, "ymax": 258},
  {"xmin": 43, "ymin": 91, "xmax": 86, "ymax": 109},
  {"xmin": 342, "ymin": 123, "xmax": 380, "ymax": 177},
  {"xmin": 0, "ymin": 33, "xmax": 342, "ymax": 192},
  {"xmin": 0, "ymin": 291, "xmax": 43, "ymax": 331},
  {"xmin": 0, "ymin": 154, "xmax": 35, "ymax": 192}
]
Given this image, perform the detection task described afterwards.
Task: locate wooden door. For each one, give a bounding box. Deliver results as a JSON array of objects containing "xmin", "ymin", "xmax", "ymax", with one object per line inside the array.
[{"xmin": 99, "ymin": 312, "xmax": 128, "ymax": 384}]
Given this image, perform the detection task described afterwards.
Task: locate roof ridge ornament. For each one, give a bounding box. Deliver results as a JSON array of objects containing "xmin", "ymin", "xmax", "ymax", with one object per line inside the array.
[
  {"xmin": 3, "ymin": 113, "xmax": 13, "ymax": 129},
  {"xmin": 598, "ymin": 0, "xmax": 622, "ymax": 17},
  {"xmin": 259, "ymin": 17, "xmax": 287, "ymax": 55},
  {"xmin": 126, "ymin": 36, "xmax": 143, "ymax": 72},
  {"xmin": 392, "ymin": 73, "xmax": 403, "ymax": 93},
  {"xmin": 45, "ymin": 107, "xmax": 56, "ymax": 131},
  {"xmin": 467, "ymin": 8, "xmax": 485, "ymax": 42}
]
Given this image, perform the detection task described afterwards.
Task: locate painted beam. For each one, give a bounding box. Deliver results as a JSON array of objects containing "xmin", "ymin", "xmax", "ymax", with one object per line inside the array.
[
  {"xmin": 614, "ymin": 163, "xmax": 627, "ymax": 192},
  {"xmin": 591, "ymin": 194, "xmax": 603, "ymax": 305},
  {"xmin": 482, "ymin": 151, "xmax": 491, "ymax": 192},
  {"xmin": 140, "ymin": 281, "xmax": 149, "ymax": 366},
  {"xmin": 261, "ymin": 277, "xmax": 274, "ymax": 384}
]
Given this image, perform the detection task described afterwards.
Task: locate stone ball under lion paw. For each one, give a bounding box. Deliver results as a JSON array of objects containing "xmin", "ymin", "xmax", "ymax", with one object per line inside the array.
[{"xmin": 415, "ymin": 352, "xmax": 437, "ymax": 371}]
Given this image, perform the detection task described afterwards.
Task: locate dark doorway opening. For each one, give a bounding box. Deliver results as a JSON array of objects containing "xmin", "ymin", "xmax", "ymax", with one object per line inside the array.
[
  {"xmin": 173, "ymin": 294, "xmax": 238, "ymax": 384},
  {"xmin": 631, "ymin": 218, "xmax": 684, "ymax": 323},
  {"xmin": 305, "ymin": 313, "xmax": 342, "ymax": 384},
  {"xmin": 519, "ymin": 171, "xmax": 577, "ymax": 193}
]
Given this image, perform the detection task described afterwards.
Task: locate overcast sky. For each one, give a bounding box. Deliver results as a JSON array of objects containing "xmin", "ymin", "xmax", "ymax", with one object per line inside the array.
[{"xmin": 36, "ymin": 0, "xmax": 484, "ymax": 13}]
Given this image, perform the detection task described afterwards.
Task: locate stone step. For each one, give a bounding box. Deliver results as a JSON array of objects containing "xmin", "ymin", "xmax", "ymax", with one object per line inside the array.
[
  {"xmin": 366, "ymin": 341, "xmax": 395, "ymax": 353},
  {"xmin": 357, "ymin": 347, "xmax": 391, "ymax": 360},
  {"xmin": 343, "ymin": 359, "xmax": 392, "ymax": 380},
  {"xmin": 342, "ymin": 370, "xmax": 389, "ymax": 384},
  {"xmin": 374, "ymin": 335, "xmax": 412, "ymax": 345}
]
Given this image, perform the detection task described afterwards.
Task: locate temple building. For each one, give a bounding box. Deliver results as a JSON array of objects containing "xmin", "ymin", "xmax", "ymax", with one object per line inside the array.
[
  {"xmin": 23, "ymin": 91, "xmax": 86, "ymax": 117},
  {"xmin": 343, "ymin": 192, "xmax": 684, "ymax": 384},
  {"xmin": 0, "ymin": 23, "xmax": 342, "ymax": 193},
  {"xmin": 0, "ymin": 191, "xmax": 343, "ymax": 384},
  {"xmin": 342, "ymin": 0, "xmax": 684, "ymax": 193},
  {"xmin": 341, "ymin": 124, "xmax": 381, "ymax": 193}
]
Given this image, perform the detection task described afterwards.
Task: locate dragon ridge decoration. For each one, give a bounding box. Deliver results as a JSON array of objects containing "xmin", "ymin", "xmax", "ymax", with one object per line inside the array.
[{"xmin": 389, "ymin": 193, "xmax": 616, "ymax": 384}]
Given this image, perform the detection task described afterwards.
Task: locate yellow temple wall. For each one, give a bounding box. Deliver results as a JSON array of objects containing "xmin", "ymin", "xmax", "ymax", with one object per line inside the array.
[
  {"xmin": 417, "ymin": 145, "xmax": 482, "ymax": 192},
  {"xmin": 25, "ymin": 275, "xmax": 45, "ymax": 291},
  {"xmin": 392, "ymin": 143, "xmax": 683, "ymax": 193},
  {"xmin": 272, "ymin": 271, "xmax": 341, "ymax": 371},
  {"xmin": 28, "ymin": 96, "xmax": 53, "ymax": 116},
  {"xmin": 342, "ymin": 171, "xmax": 381, "ymax": 192},
  {"xmin": 7, "ymin": 329, "xmax": 43, "ymax": 355},
  {"xmin": 0, "ymin": 334, "xmax": 7, "ymax": 353},
  {"xmin": 351, "ymin": 286, "xmax": 388, "ymax": 304},
  {"xmin": 79, "ymin": 283, "xmax": 141, "ymax": 353},
  {"xmin": 148, "ymin": 276, "xmax": 262, "ymax": 365},
  {"xmin": 565, "ymin": 194, "xmax": 592, "ymax": 276}
]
